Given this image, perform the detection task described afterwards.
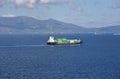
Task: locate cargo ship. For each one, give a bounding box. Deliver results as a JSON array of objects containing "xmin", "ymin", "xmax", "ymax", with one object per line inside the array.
[{"xmin": 47, "ymin": 36, "xmax": 83, "ymax": 45}]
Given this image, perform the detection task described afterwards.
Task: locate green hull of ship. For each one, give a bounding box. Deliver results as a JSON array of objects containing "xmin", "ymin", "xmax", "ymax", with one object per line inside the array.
[{"xmin": 47, "ymin": 38, "xmax": 83, "ymax": 45}]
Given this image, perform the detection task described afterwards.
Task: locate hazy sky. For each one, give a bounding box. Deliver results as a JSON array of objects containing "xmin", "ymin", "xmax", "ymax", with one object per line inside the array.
[{"xmin": 0, "ymin": 0, "xmax": 120, "ymax": 28}]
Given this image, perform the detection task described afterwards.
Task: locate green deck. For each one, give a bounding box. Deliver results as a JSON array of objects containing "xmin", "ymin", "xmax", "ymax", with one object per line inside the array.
[{"xmin": 54, "ymin": 38, "xmax": 80, "ymax": 44}]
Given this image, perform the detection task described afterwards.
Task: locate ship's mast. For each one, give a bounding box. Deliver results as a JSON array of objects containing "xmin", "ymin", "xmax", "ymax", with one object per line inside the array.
[{"xmin": 47, "ymin": 24, "xmax": 53, "ymax": 36}]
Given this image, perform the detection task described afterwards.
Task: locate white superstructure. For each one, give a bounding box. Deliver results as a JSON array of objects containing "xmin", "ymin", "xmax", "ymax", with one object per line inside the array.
[{"xmin": 47, "ymin": 36, "xmax": 55, "ymax": 43}]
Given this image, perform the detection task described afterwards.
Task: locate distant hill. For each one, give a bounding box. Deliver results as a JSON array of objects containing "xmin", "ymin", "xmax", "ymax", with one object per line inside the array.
[
  {"xmin": 95, "ymin": 25, "xmax": 120, "ymax": 33},
  {"xmin": 0, "ymin": 16, "xmax": 120, "ymax": 34}
]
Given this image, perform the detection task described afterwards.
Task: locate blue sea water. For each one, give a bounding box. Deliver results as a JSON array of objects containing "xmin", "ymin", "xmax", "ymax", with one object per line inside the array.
[{"xmin": 0, "ymin": 34, "xmax": 120, "ymax": 79}]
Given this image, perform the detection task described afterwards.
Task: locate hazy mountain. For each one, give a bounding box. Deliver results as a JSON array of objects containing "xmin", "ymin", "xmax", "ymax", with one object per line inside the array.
[
  {"xmin": 0, "ymin": 16, "xmax": 119, "ymax": 34},
  {"xmin": 95, "ymin": 25, "xmax": 120, "ymax": 33}
]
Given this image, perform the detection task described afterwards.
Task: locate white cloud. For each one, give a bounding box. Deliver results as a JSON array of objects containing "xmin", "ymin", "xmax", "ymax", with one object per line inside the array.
[
  {"xmin": 0, "ymin": 0, "xmax": 81, "ymax": 13},
  {"xmin": 14, "ymin": 0, "xmax": 36, "ymax": 8},
  {"xmin": 0, "ymin": 0, "xmax": 37, "ymax": 8},
  {"xmin": 0, "ymin": 0, "xmax": 70, "ymax": 8},
  {"xmin": 1, "ymin": 14, "xmax": 16, "ymax": 17},
  {"xmin": 25, "ymin": 0, "xmax": 36, "ymax": 8},
  {"xmin": 40, "ymin": 0, "xmax": 68, "ymax": 4}
]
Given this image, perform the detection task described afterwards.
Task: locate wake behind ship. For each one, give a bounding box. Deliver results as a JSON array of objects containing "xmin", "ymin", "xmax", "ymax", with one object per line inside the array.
[{"xmin": 47, "ymin": 36, "xmax": 83, "ymax": 45}]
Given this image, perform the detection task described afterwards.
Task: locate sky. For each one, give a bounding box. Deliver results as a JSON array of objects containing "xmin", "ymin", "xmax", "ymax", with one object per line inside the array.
[{"xmin": 0, "ymin": 0, "xmax": 120, "ymax": 28}]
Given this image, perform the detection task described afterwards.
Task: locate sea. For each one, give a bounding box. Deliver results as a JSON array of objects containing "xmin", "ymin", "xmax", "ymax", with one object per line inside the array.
[{"xmin": 0, "ymin": 34, "xmax": 120, "ymax": 79}]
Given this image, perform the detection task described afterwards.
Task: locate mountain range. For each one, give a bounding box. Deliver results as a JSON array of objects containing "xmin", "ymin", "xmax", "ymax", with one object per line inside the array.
[{"xmin": 0, "ymin": 16, "xmax": 120, "ymax": 34}]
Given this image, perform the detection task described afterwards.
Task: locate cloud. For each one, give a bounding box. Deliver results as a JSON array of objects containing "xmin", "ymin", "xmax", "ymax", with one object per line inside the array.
[
  {"xmin": 0, "ymin": 0, "xmax": 81, "ymax": 14},
  {"xmin": 112, "ymin": 2, "xmax": 120, "ymax": 9},
  {"xmin": 0, "ymin": 0, "xmax": 37, "ymax": 8},
  {"xmin": 0, "ymin": 0, "xmax": 69, "ymax": 8},
  {"xmin": 0, "ymin": 14, "xmax": 16, "ymax": 17},
  {"xmin": 14, "ymin": 0, "xmax": 37, "ymax": 8},
  {"xmin": 40, "ymin": 0, "xmax": 69, "ymax": 4}
]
